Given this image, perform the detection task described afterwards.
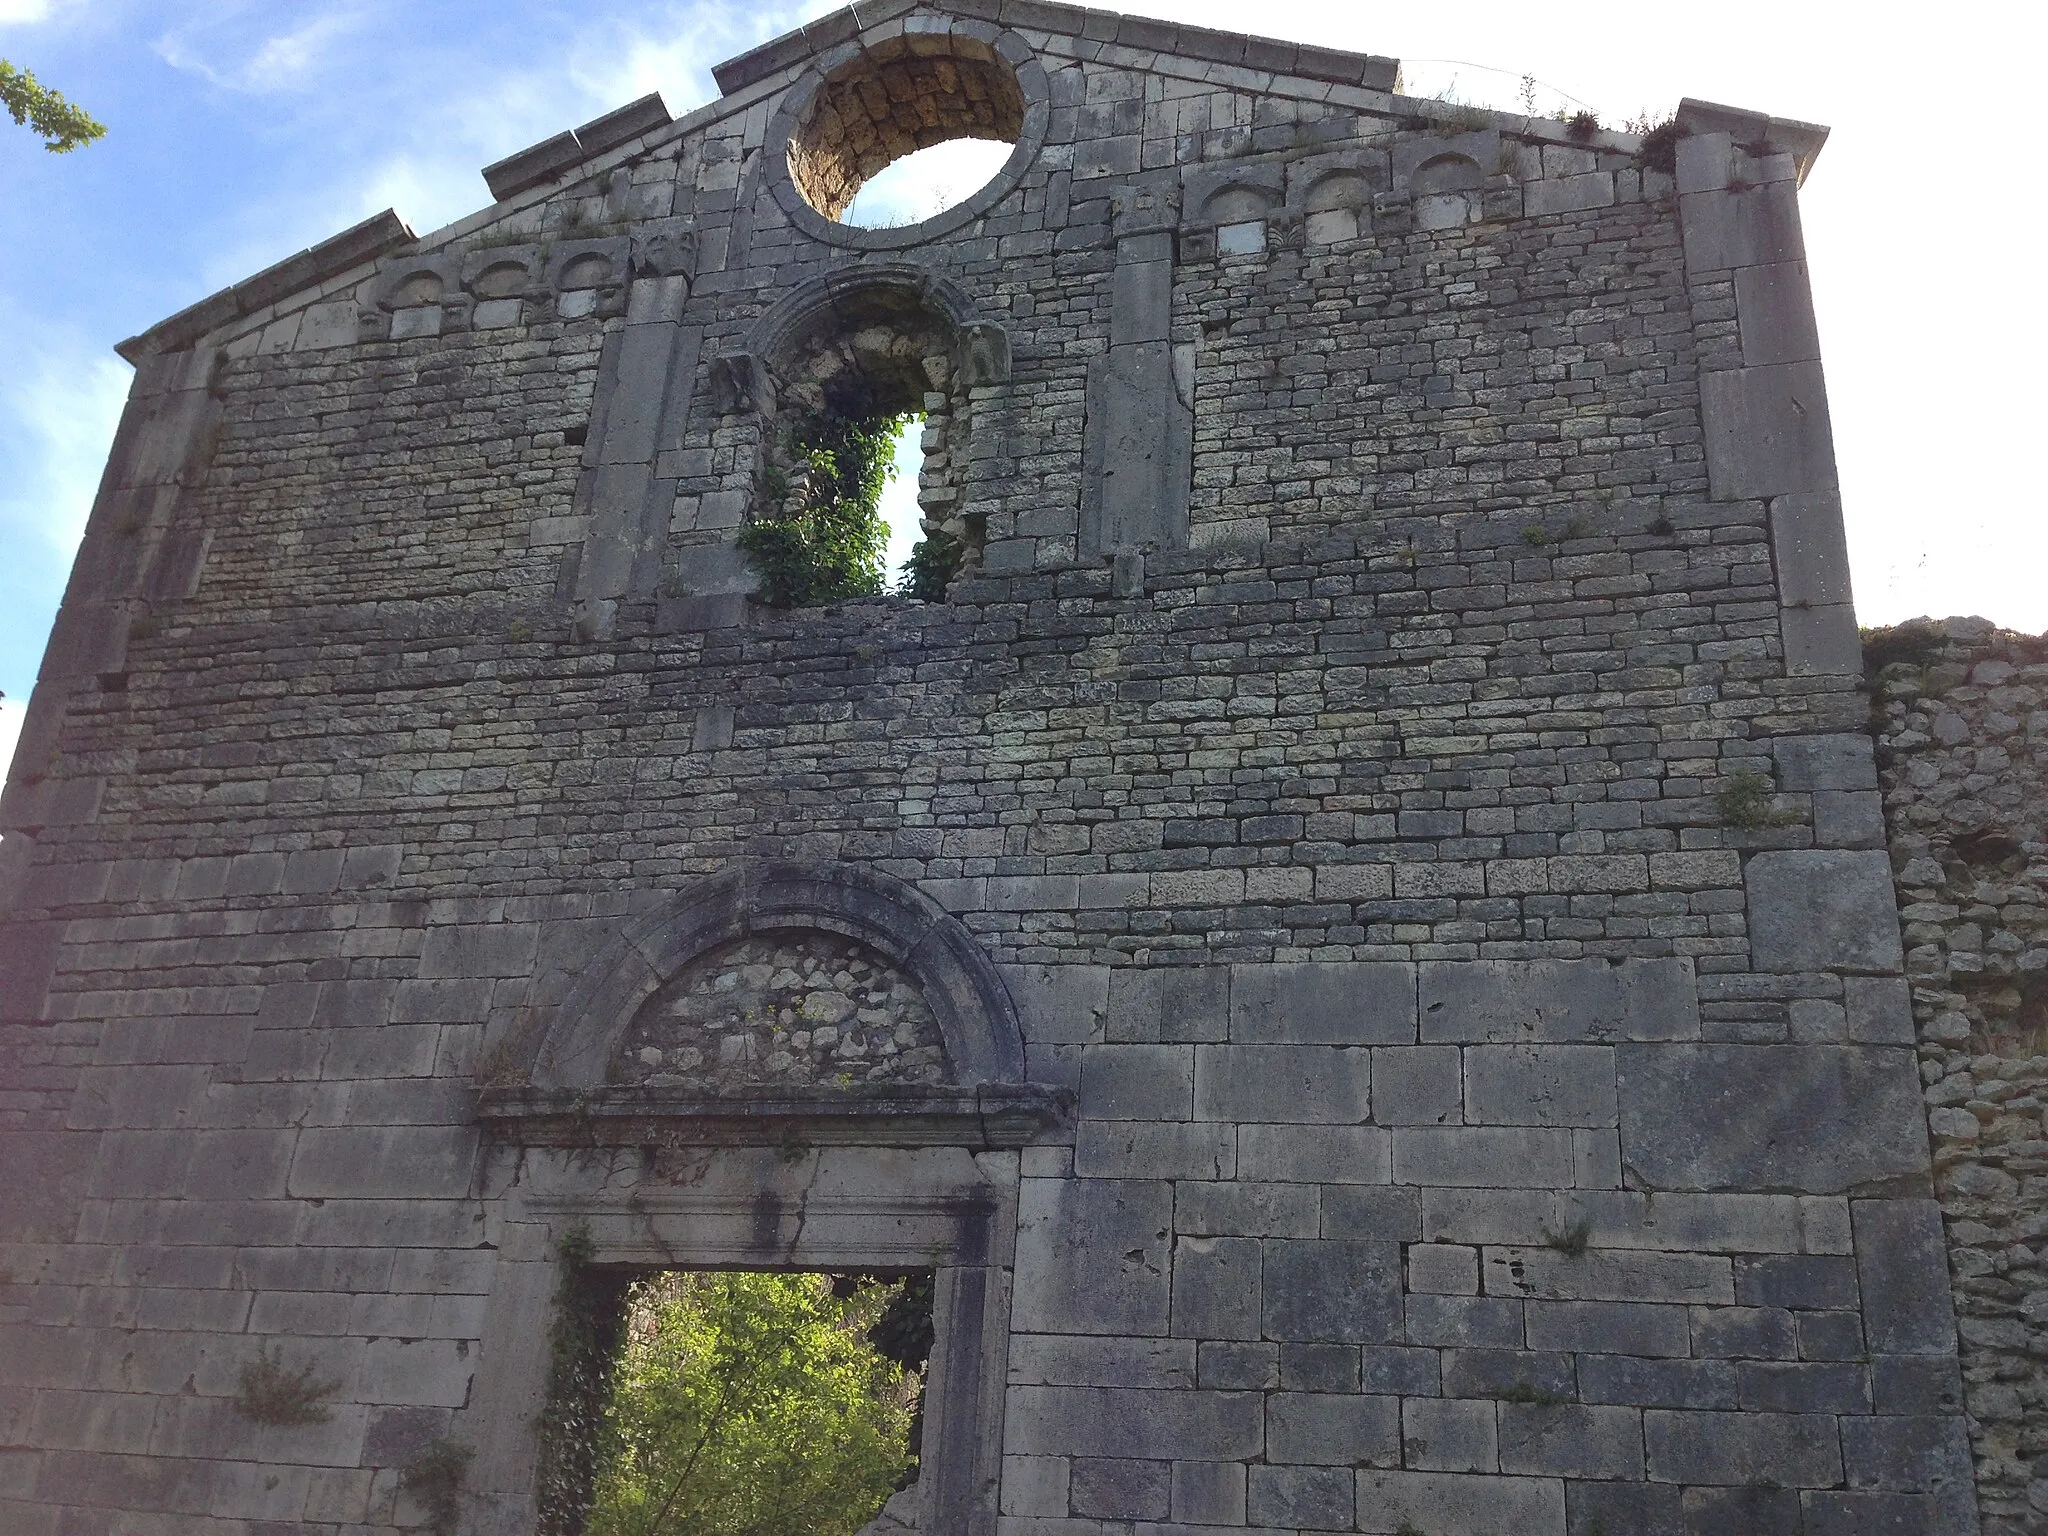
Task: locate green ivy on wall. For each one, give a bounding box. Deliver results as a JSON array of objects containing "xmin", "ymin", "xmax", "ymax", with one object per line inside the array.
[{"xmin": 740, "ymin": 412, "xmax": 903, "ymax": 608}]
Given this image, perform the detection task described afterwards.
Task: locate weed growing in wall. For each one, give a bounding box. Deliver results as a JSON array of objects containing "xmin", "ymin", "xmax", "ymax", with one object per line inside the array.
[
  {"xmin": 1716, "ymin": 770, "xmax": 1800, "ymax": 830},
  {"xmin": 901, "ymin": 528, "xmax": 963, "ymax": 602},
  {"xmin": 1627, "ymin": 114, "xmax": 1680, "ymax": 174},
  {"xmin": 399, "ymin": 1437, "xmax": 473, "ymax": 1536},
  {"xmin": 232, "ymin": 1342, "xmax": 340, "ymax": 1426}
]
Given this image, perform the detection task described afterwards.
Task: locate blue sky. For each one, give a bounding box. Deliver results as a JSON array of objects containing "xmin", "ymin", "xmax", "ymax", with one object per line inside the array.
[{"xmin": 3, "ymin": 0, "xmax": 2045, "ymax": 780}]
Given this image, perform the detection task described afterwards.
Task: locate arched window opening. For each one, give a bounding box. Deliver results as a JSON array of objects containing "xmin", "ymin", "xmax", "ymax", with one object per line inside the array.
[{"xmin": 739, "ymin": 279, "xmax": 991, "ymax": 606}]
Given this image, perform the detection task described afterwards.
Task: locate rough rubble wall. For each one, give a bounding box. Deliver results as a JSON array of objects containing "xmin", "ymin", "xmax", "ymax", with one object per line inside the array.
[
  {"xmin": 0, "ymin": 5, "xmax": 1980, "ymax": 1534},
  {"xmin": 1872, "ymin": 618, "xmax": 2048, "ymax": 1535}
]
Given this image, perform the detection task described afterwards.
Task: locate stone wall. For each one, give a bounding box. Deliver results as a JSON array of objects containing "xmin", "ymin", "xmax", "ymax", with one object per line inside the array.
[
  {"xmin": 0, "ymin": 2, "xmax": 1978, "ymax": 1532},
  {"xmin": 1872, "ymin": 617, "xmax": 2048, "ymax": 1535}
]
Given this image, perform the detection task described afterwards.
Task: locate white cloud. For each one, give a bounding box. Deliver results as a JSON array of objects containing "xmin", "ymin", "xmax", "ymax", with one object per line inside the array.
[
  {"xmin": 0, "ymin": 699, "xmax": 24, "ymax": 789},
  {"xmin": 154, "ymin": 2, "xmax": 370, "ymax": 95},
  {"xmin": 0, "ymin": 331, "xmax": 129, "ymax": 560},
  {"xmin": 844, "ymin": 139, "xmax": 1012, "ymax": 229},
  {"xmin": 0, "ymin": 0, "xmax": 57, "ymax": 24}
]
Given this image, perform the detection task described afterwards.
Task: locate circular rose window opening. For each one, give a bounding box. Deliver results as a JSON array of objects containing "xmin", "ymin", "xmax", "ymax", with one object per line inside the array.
[{"xmin": 788, "ymin": 35, "xmax": 1025, "ymax": 229}]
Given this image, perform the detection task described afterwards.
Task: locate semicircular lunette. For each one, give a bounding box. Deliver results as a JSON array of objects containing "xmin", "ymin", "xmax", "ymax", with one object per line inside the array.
[{"xmin": 608, "ymin": 930, "xmax": 952, "ymax": 1093}]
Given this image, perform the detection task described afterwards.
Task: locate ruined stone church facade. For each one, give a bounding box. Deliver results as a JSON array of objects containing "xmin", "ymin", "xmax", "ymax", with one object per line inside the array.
[{"xmin": 0, "ymin": 3, "xmax": 1988, "ymax": 1532}]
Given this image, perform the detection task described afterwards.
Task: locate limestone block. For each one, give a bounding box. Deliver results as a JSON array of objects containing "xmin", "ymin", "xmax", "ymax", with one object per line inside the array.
[
  {"xmin": 1406, "ymin": 1244, "xmax": 1478, "ymax": 1295},
  {"xmin": 1782, "ymin": 600, "xmax": 1863, "ymax": 677},
  {"xmin": 1109, "ymin": 251, "xmax": 1172, "ymax": 347},
  {"xmin": 1844, "ymin": 976, "xmax": 1915, "ymax": 1046},
  {"xmin": 1813, "ymin": 789, "xmax": 1886, "ymax": 849},
  {"xmin": 1675, "ymin": 130, "xmax": 1733, "ymax": 194},
  {"xmin": 0, "ymin": 1131, "xmax": 96, "ymax": 1242},
  {"xmin": 1000, "ymin": 1455, "xmax": 1068, "ymax": 1517},
  {"xmin": 1854, "ymin": 1200, "xmax": 1956, "ymax": 1356},
  {"xmin": 1006, "ymin": 1334, "xmax": 1194, "ymax": 1390},
  {"xmin": 1567, "ymin": 1482, "xmax": 1681, "ymax": 1536},
  {"xmin": 418, "ymin": 922, "xmax": 538, "ymax": 980},
  {"xmin": 1354, "ymin": 1471, "xmax": 1563, "ymax": 1534},
  {"xmin": 1238, "ymin": 1124, "xmax": 1388, "ymax": 1184},
  {"xmin": 1322, "ymin": 1186, "xmax": 1421, "ymax": 1243},
  {"xmin": 1261, "ymin": 1239, "xmax": 1400, "ymax": 1342},
  {"xmin": 1175, "ymin": 1179, "xmax": 1319, "ymax": 1238},
  {"xmin": 1011, "ymin": 1177, "xmax": 1171, "ymax": 1336},
  {"xmin": 1230, "ymin": 963, "xmax": 1415, "ymax": 1044},
  {"xmin": 1070, "ymin": 1456, "xmax": 1169, "ymax": 1519},
  {"xmin": 1497, "ymin": 1403, "xmax": 1643, "ymax": 1479},
  {"xmin": 1076, "ymin": 1121, "xmax": 1234, "ymax": 1179},
  {"xmin": 1523, "ymin": 172, "xmax": 1614, "ymax": 216},
  {"xmin": 1524, "ymin": 1298, "xmax": 1690, "ymax": 1356},
  {"xmin": 1485, "ymin": 1247, "xmax": 1732, "ymax": 1305},
  {"xmin": 1801, "ymin": 1489, "xmax": 1971, "ymax": 1535},
  {"xmin": 295, "ymin": 300, "xmax": 359, "ymax": 350},
  {"xmin": 1746, "ymin": 850, "xmax": 1904, "ymax": 972},
  {"xmin": 1000, "ymin": 964, "xmax": 1109, "ymax": 1045},
  {"xmin": 1699, "ymin": 361, "xmax": 1836, "ymax": 500},
  {"xmin": 1552, "ymin": 1192, "xmax": 1831, "ymax": 1256},
  {"xmin": 472, "ymin": 297, "xmax": 523, "ymax": 330},
  {"xmin": 1617, "ymin": 1045, "xmax": 1926, "ymax": 1193},
  {"xmin": 1872, "ymin": 1356, "xmax": 1965, "ymax": 1416},
  {"xmin": 1080, "ymin": 1043, "xmax": 1192, "ymax": 1119},
  {"xmin": 389, "ymin": 305, "xmax": 441, "ymax": 340},
  {"xmin": 1576, "ymin": 1353, "xmax": 1737, "ymax": 1410},
  {"xmin": 1419, "ymin": 958, "xmax": 1698, "ymax": 1043},
  {"xmin": 1193, "ymin": 1045, "xmax": 1370, "ymax": 1123},
  {"xmin": 1403, "ymin": 1293, "xmax": 1524, "ymax": 1349},
  {"xmin": 1171, "ymin": 1235, "xmax": 1261, "ymax": 1340},
  {"xmin": 1772, "ymin": 733, "xmax": 1877, "ymax": 793},
  {"xmin": 1171, "ymin": 1460, "xmax": 1246, "ymax": 1524},
  {"xmin": 1401, "ymin": 1396, "xmax": 1496, "ymax": 1472},
  {"xmin": 286, "ymin": 1125, "xmax": 480, "ymax": 1200},
  {"xmin": 1079, "ymin": 339, "xmax": 1193, "ymax": 556},
  {"xmin": 1003, "ymin": 1385, "xmax": 1262, "ymax": 1461},
  {"xmin": 1371, "ymin": 1046, "xmax": 1460, "ymax": 1124},
  {"xmin": 1770, "ymin": 489, "xmax": 1854, "ymax": 607},
  {"xmin": 1463, "ymin": 1045, "xmax": 1616, "ymax": 1128},
  {"xmin": 1247, "ymin": 1464, "xmax": 1354, "ymax": 1529},
  {"xmin": 1737, "ymin": 261, "xmax": 1822, "ymax": 366},
  {"xmin": 1107, "ymin": 965, "xmax": 1226, "ymax": 1043},
  {"xmin": 0, "ymin": 921, "xmax": 62, "ymax": 1022},
  {"xmin": 1644, "ymin": 1409, "xmax": 1843, "ymax": 1487},
  {"xmin": 1393, "ymin": 1127, "xmax": 1576, "ymax": 1188},
  {"xmin": 1679, "ymin": 180, "xmax": 1805, "ymax": 274}
]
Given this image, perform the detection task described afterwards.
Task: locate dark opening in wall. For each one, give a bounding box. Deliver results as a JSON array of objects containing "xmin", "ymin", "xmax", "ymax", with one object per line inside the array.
[{"xmin": 540, "ymin": 1262, "xmax": 934, "ymax": 1536}]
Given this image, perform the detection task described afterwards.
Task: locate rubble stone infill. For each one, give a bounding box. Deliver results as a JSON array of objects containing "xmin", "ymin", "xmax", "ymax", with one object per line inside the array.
[
  {"xmin": 1871, "ymin": 616, "xmax": 2048, "ymax": 1534},
  {"xmin": 611, "ymin": 931, "xmax": 951, "ymax": 1092}
]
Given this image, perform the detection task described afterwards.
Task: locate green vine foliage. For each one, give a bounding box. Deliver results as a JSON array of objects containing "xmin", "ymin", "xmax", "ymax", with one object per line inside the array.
[
  {"xmin": 583, "ymin": 1271, "xmax": 919, "ymax": 1536},
  {"xmin": 0, "ymin": 61, "xmax": 105, "ymax": 152},
  {"xmin": 536, "ymin": 1228, "xmax": 631, "ymax": 1536},
  {"xmin": 900, "ymin": 529, "xmax": 962, "ymax": 603},
  {"xmin": 740, "ymin": 413, "xmax": 904, "ymax": 608}
]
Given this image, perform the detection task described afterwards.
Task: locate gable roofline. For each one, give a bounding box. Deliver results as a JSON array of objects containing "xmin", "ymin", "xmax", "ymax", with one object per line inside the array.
[
  {"xmin": 107, "ymin": 4, "xmax": 1833, "ymax": 368},
  {"xmin": 115, "ymin": 210, "xmax": 415, "ymax": 364},
  {"xmin": 710, "ymin": 0, "xmax": 1400, "ymax": 98}
]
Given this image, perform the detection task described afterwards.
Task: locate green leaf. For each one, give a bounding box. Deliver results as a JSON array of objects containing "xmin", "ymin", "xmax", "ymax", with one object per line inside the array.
[
  {"xmin": 0, "ymin": 61, "xmax": 107, "ymax": 153},
  {"xmin": 584, "ymin": 1272, "xmax": 918, "ymax": 1536},
  {"xmin": 738, "ymin": 413, "xmax": 903, "ymax": 608}
]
